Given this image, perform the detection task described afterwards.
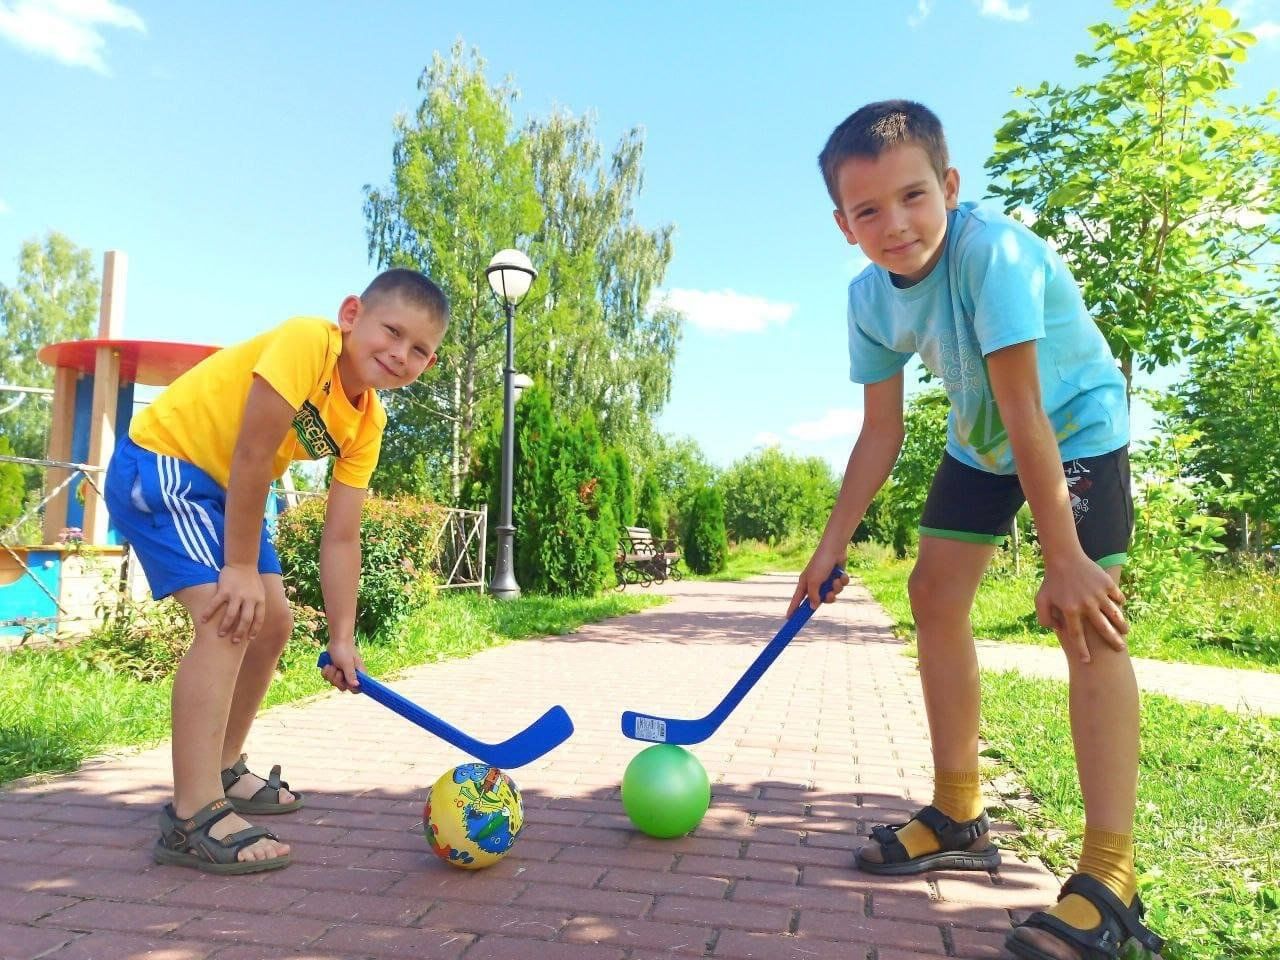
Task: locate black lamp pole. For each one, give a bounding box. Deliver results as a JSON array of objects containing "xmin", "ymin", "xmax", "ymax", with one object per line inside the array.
[{"xmin": 485, "ymin": 250, "xmax": 536, "ymax": 601}]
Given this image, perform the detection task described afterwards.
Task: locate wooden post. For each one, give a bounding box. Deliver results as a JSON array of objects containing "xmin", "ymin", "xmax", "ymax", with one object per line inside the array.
[
  {"xmin": 81, "ymin": 251, "xmax": 127, "ymax": 545},
  {"xmin": 41, "ymin": 365, "xmax": 80, "ymax": 543}
]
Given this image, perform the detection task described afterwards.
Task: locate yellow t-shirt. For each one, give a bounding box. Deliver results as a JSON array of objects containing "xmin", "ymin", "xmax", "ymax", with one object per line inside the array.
[{"xmin": 130, "ymin": 316, "xmax": 386, "ymax": 489}]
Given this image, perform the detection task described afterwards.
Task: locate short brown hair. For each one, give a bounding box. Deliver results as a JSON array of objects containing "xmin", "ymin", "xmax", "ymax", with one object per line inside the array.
[
  {"xmin": 818, "ymin": 100, "xmax": 950, "ymax": 207},
  {"xmin": 362, "ymin": 268, "xmax": 449, "ymax": 326}
]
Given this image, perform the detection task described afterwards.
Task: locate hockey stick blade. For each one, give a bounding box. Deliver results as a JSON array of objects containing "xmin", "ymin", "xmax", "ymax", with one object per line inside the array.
[
  {"xmin": 620, "ymin": 566, "xmax": 844, "ymax": 744},
  {"xmin": 317, "ymin": 652, "xmax": 574, "ymax": 768}
]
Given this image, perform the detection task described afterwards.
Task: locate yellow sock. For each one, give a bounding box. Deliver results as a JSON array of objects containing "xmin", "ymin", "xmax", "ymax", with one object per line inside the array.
[
  {"xmin": 1048, "ymin": 828, "xmax": 1136, "ymax": 930},
  {"xmin": 895, "ymin": 770, "xmax": 983, "ymax": 859}
]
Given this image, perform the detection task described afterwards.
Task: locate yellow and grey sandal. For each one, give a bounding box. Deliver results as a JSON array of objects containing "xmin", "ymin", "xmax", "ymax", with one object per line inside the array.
[
  {"xmin": 153, "ymin": 798, "xmax": 290, "ymax": 874},
  {"xmin": 1006, "ymin": 873, "xmax": 1165, "ymax": 959},
  {"xmin": 855, "ymin": 804, "xmax": 1001, "ymax": 875},
  {"xmin": 221, "ymin": 754, "xmax": 305, "ymax": 815}
]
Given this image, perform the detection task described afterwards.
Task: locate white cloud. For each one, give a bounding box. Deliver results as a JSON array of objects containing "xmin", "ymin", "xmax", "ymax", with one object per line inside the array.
[
  {"xmin": 752, "ymin": 432, "xmax": 782, "ymax": 448},
  {"xmin": 978, "ymin": 0, "xmax": 1031, "ymax": 22},
  {"xmin": 0, "ymin": 198, "xmax": 9, "ymax": 215},
  {"xmin": 908, "ymin": 0, "xmax": 933, "ymax": 28},
  {"xmin": 0, "ymin": 0, "xmax": 145, "ymax": 74},
  {"xmin": 657, "ymin": 288, "xmax": 796, "ymax": 334},
  {"xmin": 787, "ymin": 407, "xmax": 864, "ymax": 442},
  {"xmin": 1252, "ymin": 20, "xmax": 1280, "ymax": 40}
]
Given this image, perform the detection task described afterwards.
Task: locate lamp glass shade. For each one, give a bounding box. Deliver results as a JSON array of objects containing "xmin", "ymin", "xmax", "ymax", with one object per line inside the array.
[{"xmin": 487, "ymin": 249, "xmax": 536, "ymax": 302}]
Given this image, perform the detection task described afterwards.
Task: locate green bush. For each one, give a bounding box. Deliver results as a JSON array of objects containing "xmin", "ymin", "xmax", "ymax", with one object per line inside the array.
[
  {"xmin": 1127, "ymin": 431, "xmax": 1232, "ymax": 617},
  {"xmin": 0, "ymin": 437, "xmax": 25, "ymax": 533},
  {"xmin": 684, "ymin": 485, "xmax": 728, "ymax": 574},
  {"xmin": 275, "ymin": 495, "xmax": 446, "ymax": 636},
  {"xmin": 468, "ymin": 385, "xmax": 621, "ymax": 596},
  {"xmin": 635, "ymin": 470, "xmax": 667, "ymax": 538},
  {"xmin": 607, "ymin": 447, "xmax": 636, "ymax": 529},
  {"xmin": 720, "ymin": 447, "xmax": 838, "ymax": 544}
]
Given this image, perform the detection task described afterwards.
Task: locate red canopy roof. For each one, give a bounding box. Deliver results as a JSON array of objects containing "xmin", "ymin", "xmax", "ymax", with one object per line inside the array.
[{"xmin": 38, "ymin": 339, "xmax": 219, "ymax": 387}]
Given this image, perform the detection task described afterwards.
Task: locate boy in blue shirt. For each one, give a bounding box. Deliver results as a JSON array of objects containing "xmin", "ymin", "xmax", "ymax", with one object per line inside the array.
[{"xmin": 790, "ymin": 102, "xmax": 1164, "ymax": 960}]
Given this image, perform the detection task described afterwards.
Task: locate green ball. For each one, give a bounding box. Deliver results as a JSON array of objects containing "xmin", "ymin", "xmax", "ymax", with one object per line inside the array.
[{"xmin": 621, "ymin": 744, "xmax": 711, "ymax": 838}]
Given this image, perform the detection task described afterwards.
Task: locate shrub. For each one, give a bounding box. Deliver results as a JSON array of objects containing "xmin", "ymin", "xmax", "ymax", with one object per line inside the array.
[
  {"xmin": 720, "ymin": 447, "xmax": 838, "ymax": 544},
  {"xmin": 635, "ymin": 470, "xmax": 667, "ymax": 538},
  {"xmin": 0, "ymin": 437, "xmax": 24, "ymax": 530},
  {"xmin": 684, "ymin": 485, "xmax": 728, "ymax": 575},
  {"xmin": 1127, "ymin": 431, "xmax": 1234, "ymax": 616},
  {"xmin": 467, "ymin": 386, "xmax": 621, "ymax": 596},
  {"xmin": 275, "ymin": 495, "xmax": 446, "ymax": 637}
]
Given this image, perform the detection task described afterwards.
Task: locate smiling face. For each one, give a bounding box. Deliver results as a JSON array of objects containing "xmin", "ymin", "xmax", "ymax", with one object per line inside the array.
[
  {"xmin": 336, "ymin": 293, "xmax": 445, "ymax": 398},
  {"xmin": 832, "ymin": 143, "xmax": 959, "ymax": 285}
]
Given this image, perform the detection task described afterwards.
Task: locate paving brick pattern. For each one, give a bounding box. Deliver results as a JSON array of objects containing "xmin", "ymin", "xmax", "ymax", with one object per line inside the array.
[{"xmin": 2, "ymin": 575, "xmax": 1057, "ymax": 959}]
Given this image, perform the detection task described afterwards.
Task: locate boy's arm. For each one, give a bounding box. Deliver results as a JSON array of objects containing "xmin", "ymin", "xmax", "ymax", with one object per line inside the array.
[
  {"xmin": 317, "ymin": 479, "xmax": 367, "ymax": 692},
  {"xmin": 787, "ymin": 371, "xmax": 906, "ymax": 615},
  {"xmin": 985, "ymin": 342, "xmax": 1128, "ymax": 661},
  {"xmin": 206, "ymin": 376, "xmax": 296, "ymax": 642}
]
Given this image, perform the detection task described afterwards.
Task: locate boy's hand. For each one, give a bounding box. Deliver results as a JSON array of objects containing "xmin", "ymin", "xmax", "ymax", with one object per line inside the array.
[
  {"xmin": 202, "ymin": 563, "xmax": 265, "ymax": 642},
  {"xmin": 787, "ymin": 548, "xmax": 851, "ymax": 617},
  {"xmin": 322, "ymin": 641, "xmax": 365, "ymax": 692},
  {"xmin": 1036, "ymin": 554, "xmax": 1128, "ymax": 663}
]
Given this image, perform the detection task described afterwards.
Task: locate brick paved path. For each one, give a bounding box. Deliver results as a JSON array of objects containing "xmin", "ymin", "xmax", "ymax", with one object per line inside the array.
[{"xmin": 1, "ymin": 575, "xmax": 1066, "ymax": 960}]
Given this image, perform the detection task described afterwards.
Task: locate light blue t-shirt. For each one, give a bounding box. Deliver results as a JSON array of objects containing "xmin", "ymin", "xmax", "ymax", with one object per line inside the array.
[{"xmin": 847, "ymin": 202, "xmax": 1129, "ymax": 475}]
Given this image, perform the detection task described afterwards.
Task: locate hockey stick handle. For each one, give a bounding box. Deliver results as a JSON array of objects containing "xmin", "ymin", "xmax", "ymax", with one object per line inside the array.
[
  {"xmin": 317, "ymin": 651, "xmax": 449, "ymax": 737},
  {"xmin": 716, "ymin": 564, "xmax": 844, "ymax": 699}
]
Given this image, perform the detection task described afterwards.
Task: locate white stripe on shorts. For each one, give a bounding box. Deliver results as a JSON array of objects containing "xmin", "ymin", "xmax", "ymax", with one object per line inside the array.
[{"xmin": 158, "ymin": 456, "xmax": 218, "ymax": 569}]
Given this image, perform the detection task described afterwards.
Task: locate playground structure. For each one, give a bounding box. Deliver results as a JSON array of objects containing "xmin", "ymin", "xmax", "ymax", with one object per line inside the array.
[
  {"xmin": 2, "ymin": 251, "xmax": 491, "ymax": 641},
  {"xmin": 0, "ymin": 252, "xmax": 217, "ymax": 638}
]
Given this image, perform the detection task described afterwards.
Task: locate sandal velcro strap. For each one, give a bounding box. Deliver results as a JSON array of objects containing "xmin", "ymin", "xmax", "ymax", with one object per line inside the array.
[
  {"xmin": 220, "ymin": 755, "xmax": 252, "ymax": 792},
  {"xmin": 868, "ymin": 805, "xmax": 990, "ymax": 865},
  {"xmin": 1014, "ymin": 873, "xmax": 1165, "ymax": 958}
]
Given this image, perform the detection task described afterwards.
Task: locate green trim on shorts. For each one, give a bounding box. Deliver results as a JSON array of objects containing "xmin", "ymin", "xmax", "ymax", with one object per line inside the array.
[
  {"xmin": 918, "ymin": 526, "xmax": 1007, "ymax": 546},
  {"xmin": 1095, "ymin": 552, "xmax": 1128, "ymax": 569}
]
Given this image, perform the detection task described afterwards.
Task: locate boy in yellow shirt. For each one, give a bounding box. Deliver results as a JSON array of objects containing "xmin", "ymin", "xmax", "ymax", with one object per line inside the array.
[{"xmin": 104, "ymin": 268, "xmax": 448, "ymax": 874}]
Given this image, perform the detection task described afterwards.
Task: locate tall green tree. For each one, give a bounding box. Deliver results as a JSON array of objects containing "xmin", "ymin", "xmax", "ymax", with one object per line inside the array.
[
  {"xmin": 986, "ymin": 0, "xmax": 1280, "ymax": 394},
  {"xmin": 0, "ymin": 232, "xmax": 99, "ymax": 500},
  {"xmin": 364, "ymin": 42, "xmax": 542, "ymax": 498},
  {"xmin": 523, "ymin": 112, "xmax": 683, "ymax": 458}
]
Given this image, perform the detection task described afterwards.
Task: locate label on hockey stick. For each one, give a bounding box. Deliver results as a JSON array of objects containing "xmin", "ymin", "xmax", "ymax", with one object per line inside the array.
[{"xmin": 634, "ymin": 716, "xmax": 668, "ymax": 742}]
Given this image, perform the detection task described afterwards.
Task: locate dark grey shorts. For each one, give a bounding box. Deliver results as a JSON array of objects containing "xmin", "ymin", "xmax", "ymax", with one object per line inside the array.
[{"xmin": 918, "ymin": 446, "xmax": 1133, "ymax": 567}]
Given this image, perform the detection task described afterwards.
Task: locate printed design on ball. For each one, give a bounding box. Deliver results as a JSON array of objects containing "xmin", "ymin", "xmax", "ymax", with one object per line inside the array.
[{"xmin": 423, "ymin": 763, "xmax": 525, "ymax": 867}]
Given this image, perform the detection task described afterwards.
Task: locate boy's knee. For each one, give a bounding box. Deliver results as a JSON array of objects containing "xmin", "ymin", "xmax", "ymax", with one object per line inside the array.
[
  {"xmin": 908, "ymin": 567, "xmax": 969, "ymax": 626},
  {"xmin": 256, "ymin": 609, "xmax": 294, "ymax": 653}
]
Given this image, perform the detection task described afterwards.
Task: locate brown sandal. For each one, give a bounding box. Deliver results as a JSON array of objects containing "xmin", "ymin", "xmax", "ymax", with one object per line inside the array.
[
  {"xmin": 153, "ymin": 798, "xmax": 290, "ymax": 874},
  {"xmin": 221, "ymin": 754, "xmax": 304, "ymax": 814}
]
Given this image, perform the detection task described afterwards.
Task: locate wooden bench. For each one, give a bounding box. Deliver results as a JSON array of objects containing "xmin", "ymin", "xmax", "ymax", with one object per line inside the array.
[{"xmin": 616, "ymin": 526, "xmax": 682, "ymax": 589}]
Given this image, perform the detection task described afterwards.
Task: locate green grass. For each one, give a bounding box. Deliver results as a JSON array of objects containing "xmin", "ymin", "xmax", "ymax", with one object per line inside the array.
[
  {"xmin": 0, "ymin": 590, "xmax": 664, "ymax": 786},
  {"xmin": 852, "ymin": 546, "xmax": 1280, "ymax": 672},
  {"xmin": 980, "ymin": 671, "xmax": 1280, "ymax": 959}
]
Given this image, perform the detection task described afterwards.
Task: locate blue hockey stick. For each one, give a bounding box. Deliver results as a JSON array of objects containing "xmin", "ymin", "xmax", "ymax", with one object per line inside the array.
[
  {"xmin": 317, "ymin": 652, "xmax": 574, "ymax": 768},
  {"xmin": 620, "ymin": 566, "xmax": 844, "ymax": 744}
]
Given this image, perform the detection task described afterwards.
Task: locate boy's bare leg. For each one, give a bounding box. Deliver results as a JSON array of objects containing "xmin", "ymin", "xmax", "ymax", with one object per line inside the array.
[
  {"xmin": 1067, "ymin": 566, "xmax": 1138, "ymax": 831},
  {"xmin": 859, "ymin": 536, "xmax": 996, "ymax": 864},
  {"xmin": 170, "ymin": 583, "xmax": 289, "ymax": 863},
  {"xmin": 220, "ymin": 574, "xmax": 297, "ymax": 805},
  {"xmin": 1012, "ymin": 565, "xmax": 1142, "ymax": 959}
]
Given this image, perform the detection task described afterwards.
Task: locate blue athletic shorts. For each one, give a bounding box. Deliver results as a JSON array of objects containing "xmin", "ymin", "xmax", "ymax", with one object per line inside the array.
[{"xmin": 104, "ymin": 437, "xmax": 282, "ymax": 600}]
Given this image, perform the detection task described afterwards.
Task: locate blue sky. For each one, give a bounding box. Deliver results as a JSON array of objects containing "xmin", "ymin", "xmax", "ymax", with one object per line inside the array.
[{"xmin": 2, "ymin": 0, "xmax": 1278, "ymax": 471}]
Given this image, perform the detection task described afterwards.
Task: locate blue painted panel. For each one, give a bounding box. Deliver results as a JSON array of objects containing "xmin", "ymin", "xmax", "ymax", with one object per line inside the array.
[
  {"xmin": 0, "ymin": 550, "xmax": 61, "ymax": 636},
  {"xmin": 65, "ymin": 376, "xmax": 134, "ymax": 545}
]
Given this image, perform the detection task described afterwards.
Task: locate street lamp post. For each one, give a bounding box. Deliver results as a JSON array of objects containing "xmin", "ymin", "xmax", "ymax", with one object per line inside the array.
[{"xmin": 485, "ymin": 249, "xmax": 537, "ymax": 601}]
